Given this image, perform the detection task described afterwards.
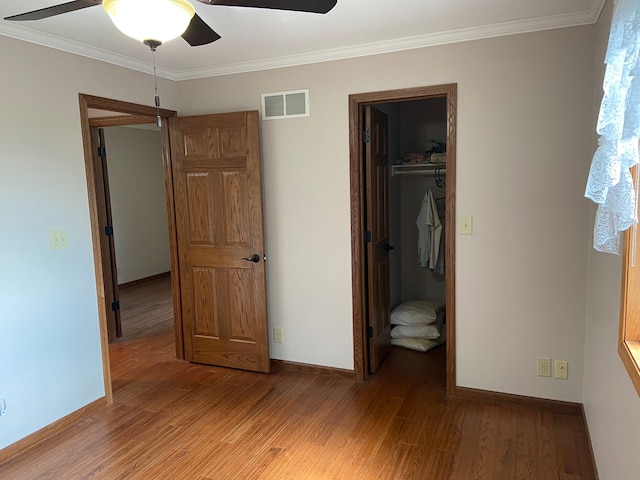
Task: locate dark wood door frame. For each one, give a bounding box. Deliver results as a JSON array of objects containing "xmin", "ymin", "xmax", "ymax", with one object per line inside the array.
[
  {"xmin": 93, "ymin": 127, "xmax": 121, "ymax": 342},
  {"xmin": 349, "ymin": 84, "xmax": 457, "ymax": 397},
  {"xmin": 78, "ymin": 94, "xmax": 180, "ymax": 404}
]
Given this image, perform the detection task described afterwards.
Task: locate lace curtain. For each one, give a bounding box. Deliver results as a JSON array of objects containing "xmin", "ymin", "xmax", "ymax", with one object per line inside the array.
[{"xmin": 585, "ymin": 0, "xmax": 640, "ymax": 254}]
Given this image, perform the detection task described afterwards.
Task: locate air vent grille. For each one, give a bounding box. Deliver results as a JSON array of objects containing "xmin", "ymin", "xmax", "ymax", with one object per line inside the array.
[{"xmin": 261, "ymin": 89, "xmax": 309, "ymax": 120}]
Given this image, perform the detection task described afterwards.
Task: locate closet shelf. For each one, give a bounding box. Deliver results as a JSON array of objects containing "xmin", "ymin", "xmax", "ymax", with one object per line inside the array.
[{"xmin": 391, "ymin": 164, "xmax": 447, "ymax": 176}]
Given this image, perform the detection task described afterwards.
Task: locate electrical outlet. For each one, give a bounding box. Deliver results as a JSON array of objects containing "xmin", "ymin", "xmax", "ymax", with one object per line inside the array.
[
  {"xmin": 0, "ymin": 398, "xmax": 6, "ymax": 417},
  {"xmin": 554, "ymin": 360, "xmax": 568, "ymax": 379},
  {"xmin": 273, "ymin": 327, "xmax": 284, "ymax": 344},
  {"xmin": 537, "ymin": 357, "xmax": 551, "ymax": 377}
]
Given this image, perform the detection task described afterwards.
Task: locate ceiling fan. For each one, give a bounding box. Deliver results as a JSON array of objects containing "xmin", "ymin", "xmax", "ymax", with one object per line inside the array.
[{"xmin": 4, "ymin": 0, "xmax": 338, "ymax": 47}]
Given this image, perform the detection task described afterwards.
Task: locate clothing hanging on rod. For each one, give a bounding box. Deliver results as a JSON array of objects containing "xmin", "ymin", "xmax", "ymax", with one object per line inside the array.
[{"xmin": 417, "ymin": 189, "xmax": 443, "ymax": 272}]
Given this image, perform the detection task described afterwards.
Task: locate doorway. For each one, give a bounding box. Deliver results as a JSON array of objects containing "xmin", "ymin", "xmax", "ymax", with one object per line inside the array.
[
  {"xmin": 80, "ymin": 95, "xmax": 272, "ymax": 402},
  {"xmin": 79, "ymin": 94, "xmax": 180, "ymax": 403},
  {"xmin": 101, "ymin": 123, "xmax": 173, "ymax": 343},
  {"xmin": 349, "ymin": 84, "xmax": 457, "ymax": 396}
]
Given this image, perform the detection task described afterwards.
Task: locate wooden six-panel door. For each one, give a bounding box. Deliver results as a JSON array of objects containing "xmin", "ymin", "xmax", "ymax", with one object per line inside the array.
[
  {"xmin": 168, "ymin": 111, "xmax": 269, "ymax": 372},
  {"xmin": 365, "ymin": 106, "xmax": 391, "ymax": 373}
]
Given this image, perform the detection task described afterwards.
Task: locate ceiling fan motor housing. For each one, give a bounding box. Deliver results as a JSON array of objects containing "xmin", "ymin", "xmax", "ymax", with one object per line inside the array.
[
  {"xmin": 102, "ymin": 0, "xmax": 196, "ymax": 44},
  {"xmin": 5, "ymin": 0, "xmax": 338, "ymax": 47}
]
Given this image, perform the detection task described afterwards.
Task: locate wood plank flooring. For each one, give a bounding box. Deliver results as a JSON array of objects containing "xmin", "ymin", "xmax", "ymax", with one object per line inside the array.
[
  {"xmin": 114, "ymin": 273, "xmax": 174, "ymax": 343},
  {"xmin": 0, "ymin": 278, "xmax": 596, "ymax": 479}
]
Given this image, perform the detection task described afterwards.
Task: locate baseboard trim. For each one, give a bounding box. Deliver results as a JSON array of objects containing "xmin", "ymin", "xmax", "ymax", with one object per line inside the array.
[
  {"xmin": 270, "ymin": 359, "xmax": 355, "ymax": 380},
  {"xmin": 581, "ymin": 404, "xmax": 600, "ymax": 480},
  {"xmin": 455, "ymin": 386, "xmax": 582, "ymax": 415},
  {"xmin": 118, "ymin": 271, "xmax": 170, "ymax": 289},
  {"xmin": 0, "ymin": 398, "xmax": 106, "ymax": 463}
]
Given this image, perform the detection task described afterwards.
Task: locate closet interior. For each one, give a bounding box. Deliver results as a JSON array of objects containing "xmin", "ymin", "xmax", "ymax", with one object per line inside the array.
[{"xmin": 378, "ymin": 97, "xmax": 448, "ymax": 358}]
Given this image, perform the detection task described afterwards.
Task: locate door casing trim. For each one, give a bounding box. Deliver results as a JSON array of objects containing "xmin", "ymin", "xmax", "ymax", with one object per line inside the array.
[
  {"xmin": 348, "ymin": 84, "xmax": 457, "ymax": 396},
  {"xmin": 78, "ymin": 94, "xmax": 180, "ymax": 404}
]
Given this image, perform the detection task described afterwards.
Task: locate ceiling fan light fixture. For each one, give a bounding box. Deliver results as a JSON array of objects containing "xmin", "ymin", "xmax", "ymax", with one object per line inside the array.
[{"xmin": 102, "ymin": 0, "xmax": 195, "ymax": 44}]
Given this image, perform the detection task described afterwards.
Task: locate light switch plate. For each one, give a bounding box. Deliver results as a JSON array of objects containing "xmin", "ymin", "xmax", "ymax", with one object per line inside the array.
[
  {"xmin": 458, "ymin": 215, "xmax": 473, "ymax": 235},
  {"xmin": 49, "ymin": 228, "xmax": 68, "ymax": 250},
  {"xmin": 554, "ymin": 360, "xmax": 568, "ymax": 379}
]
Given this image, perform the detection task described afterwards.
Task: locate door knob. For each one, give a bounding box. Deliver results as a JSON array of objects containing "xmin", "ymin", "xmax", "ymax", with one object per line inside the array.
[
  {"xmin": 385, "ymin": 244, "xmax": 396, "ymax": 251},
  {"xmin": 242, "ymin": 254, "xmax": 261, "ymax": 263}
]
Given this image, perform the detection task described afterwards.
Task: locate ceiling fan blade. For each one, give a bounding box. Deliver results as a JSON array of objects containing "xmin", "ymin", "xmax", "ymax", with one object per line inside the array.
[
  {"xmin": 194, "ymin": 0, "xmax": 337, "ymax": 14},
  {"xmin": 182, "ymin": 13, "xmax": 222, "ymax": 46},
  {"xmin": 4, "ymin": 0, "xmax": 102, "ymax": 21}
]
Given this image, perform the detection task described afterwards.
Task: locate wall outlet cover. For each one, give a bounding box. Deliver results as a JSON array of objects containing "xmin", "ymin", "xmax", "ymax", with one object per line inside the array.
[{"xmin": 537, "ymin": 357, "xmax": 551, "ymax": 377}]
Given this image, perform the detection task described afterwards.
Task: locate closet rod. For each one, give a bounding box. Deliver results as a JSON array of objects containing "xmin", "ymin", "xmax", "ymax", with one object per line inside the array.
[{"xmin": 391, "ymin": 164, "xmax": 447, "ymax": 176}]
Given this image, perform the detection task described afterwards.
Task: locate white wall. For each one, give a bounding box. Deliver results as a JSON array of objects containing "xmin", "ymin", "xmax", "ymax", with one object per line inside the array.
[
  {"xmin": 0, "ymin": 35, "xmax": 176, "ymax": 450},
  {"xmin": 103, "ymin": 126, "xmax": 170, "ymax": 284},
  {"xmin": 177, "ymin": 24, "xmax": 594, "ymax": 400},
  {"xmin": 582, "ymin": 1, "xmax": 640, "ymax": 478}
]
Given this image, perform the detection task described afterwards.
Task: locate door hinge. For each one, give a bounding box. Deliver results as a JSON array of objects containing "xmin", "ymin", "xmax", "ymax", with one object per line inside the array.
[
  {"xmin": 111, "ymin": 300, "xmax": 120, "ymax": 312},
  {"xmin": 365, "ymin": 230, "xmax": 372, "ymax": 243},
  {"xmin": 97, "ymin": 146, "xmax": 106, "ymax": 158},
  {"xmin": 363, "ymin": 129, "xmax": 371, "ymax": 144},
  {"xmin": 104, "ymin": 225, "xmax": 114, "ymax": 236},
  {"xmin": 367, "ymin": 326, "xmax": 373, "ymax": 338}
]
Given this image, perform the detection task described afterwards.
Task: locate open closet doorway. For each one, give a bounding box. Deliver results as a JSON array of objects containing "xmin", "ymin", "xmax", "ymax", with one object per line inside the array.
[{"xmin": 349, "ymin": 84, "xmax": 457, "ymax": 397}]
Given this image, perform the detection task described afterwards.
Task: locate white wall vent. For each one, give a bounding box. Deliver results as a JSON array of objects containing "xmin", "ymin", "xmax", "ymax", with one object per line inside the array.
[{"xmin": 261, "ymin": 89, "xmax": 310, "ymax": 120}]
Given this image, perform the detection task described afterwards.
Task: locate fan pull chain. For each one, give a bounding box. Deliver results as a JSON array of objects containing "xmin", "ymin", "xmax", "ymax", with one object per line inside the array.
[{"xmin": 145, "ymin": 40, "xmax": 163, "ymax": 128}]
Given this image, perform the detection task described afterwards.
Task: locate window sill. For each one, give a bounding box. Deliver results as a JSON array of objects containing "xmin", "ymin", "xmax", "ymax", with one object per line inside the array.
[{"xmin": 619, "ymin": 340, "xmax": 640, "ymax": 396}]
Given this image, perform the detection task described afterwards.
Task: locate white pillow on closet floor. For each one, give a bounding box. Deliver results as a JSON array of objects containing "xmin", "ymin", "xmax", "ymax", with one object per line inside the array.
[
  {"xmin": 390, "ymin": 300, "xmax": 438, "ymax": 326},
  {"xmin": 391, "ymin": 323, "xmax": 441, "ymax": 340},
  {"xmin": 391, "ymin": 330, "xmax": 446, "ymax": 352}
]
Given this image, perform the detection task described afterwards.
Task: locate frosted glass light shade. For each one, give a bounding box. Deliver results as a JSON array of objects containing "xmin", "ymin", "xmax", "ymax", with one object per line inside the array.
[{"xmin": 103, "ymin": 0, "xmax": 195, "ymax": 44}]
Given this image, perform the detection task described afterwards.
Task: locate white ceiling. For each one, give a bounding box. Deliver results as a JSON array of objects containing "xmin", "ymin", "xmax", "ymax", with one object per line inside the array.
[{"xmin": 0, "ymin": 0, "xmax": 605, "ymax": 81}]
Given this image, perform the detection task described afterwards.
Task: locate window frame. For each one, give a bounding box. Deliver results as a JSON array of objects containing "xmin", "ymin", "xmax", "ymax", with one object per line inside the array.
[{"xmin": 619, "ymin": 202, "xmax": 640, "ymax": 396}]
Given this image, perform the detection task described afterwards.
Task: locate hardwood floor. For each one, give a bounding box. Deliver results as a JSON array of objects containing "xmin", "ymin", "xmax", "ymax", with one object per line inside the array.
[
  {"xmin": 0, "ymin": 278, "xmax": 596, "ymax": 479},
  {"xmin": 115, "ymin": 273, "xmax": 174, "ymax": 343}
]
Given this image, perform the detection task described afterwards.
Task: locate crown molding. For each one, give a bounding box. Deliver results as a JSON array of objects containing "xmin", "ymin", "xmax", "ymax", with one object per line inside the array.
[
  {"xmin": 175, "ymin": 2, "xmax": 607, "ymax": 80},
  {"xmin": 0, "ymin": 0, "xmax": 606, "ymax": 82},
  {"xmin": 0, "ymin": 22, "xmax": 177, "ymax": 80}
]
